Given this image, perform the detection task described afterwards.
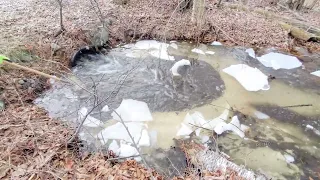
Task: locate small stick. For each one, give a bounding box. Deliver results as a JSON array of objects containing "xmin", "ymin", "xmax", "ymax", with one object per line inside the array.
[
  {"xmin": 107, "ymin": 154, "xmax": 147, "ymax": 161},
  {"xmin": 282, "ymin": 104, "xmax": 312, "ymax": 108},
  {"xmin": 3, "ymin": 61, "xmax": 65, "ymax": 82}
]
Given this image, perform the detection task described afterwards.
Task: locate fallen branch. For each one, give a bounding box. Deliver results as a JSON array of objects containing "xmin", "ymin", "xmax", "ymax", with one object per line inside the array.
[{"xmin": 282, "ymin": 104, "xmax": 313, "ymax": 108}]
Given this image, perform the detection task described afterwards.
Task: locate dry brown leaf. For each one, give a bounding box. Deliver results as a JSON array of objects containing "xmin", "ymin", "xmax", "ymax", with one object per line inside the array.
[{"xmin": 65, "ymin": 158, "xmax": 74, "ymax": 170}]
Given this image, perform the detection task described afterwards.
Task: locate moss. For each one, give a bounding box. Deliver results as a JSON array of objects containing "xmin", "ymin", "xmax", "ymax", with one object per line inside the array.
[{"xmin": 7, "ymin": 48, "xmax": 39, "ymax": 63}]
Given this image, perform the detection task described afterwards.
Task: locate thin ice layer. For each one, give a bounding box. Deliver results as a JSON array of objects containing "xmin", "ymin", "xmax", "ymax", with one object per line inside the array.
[
  {"xmin": 111, "ymin": 99, "xmax": 153, "ymax": 122},
  {"xmin": 257, "ymin": 52, "xmax": 302, "ymax": 70},
  {"xmin": 223, "ymin": 64, "xmax": 270, "ymax": 91},
  {"xmin": 311, "ymin": 70, "xmax": 320, "ymax": 77},
  {"xmin": 171, "ymin": 59, "xmax": 191, "ymax": 76}
]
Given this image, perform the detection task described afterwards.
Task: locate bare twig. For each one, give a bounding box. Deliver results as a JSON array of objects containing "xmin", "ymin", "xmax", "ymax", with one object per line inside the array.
[
  {"xmin": 54, "ymin": 0, "xmax": 65, "ymax": 37},
  {"xmin": 282, "ymin": 104, "xmax": 312, "ymax": 108}
]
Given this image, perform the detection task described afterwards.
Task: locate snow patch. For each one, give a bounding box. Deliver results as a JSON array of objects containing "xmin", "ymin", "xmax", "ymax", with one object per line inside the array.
[
  {"xmin": 111, "ymin": 99, "xmax": 153, "ymax": 122},
  {"xmin": 170, "ymin": 59, "xmax": 191, "ymax": 76},
  {"xmin": 311, "ymin": 70, "xmax": 320, "ymax": 77},
  {"xmin": 78, "ymin": 107, "xmax": 102, "ymax": 127},
  {"xmin": 223, "ymin": 64, "xmax": 270, "ymax": 91},
  {"xmin": 257, "ymin": 52, "xmax": 302, "ymax": 70}
]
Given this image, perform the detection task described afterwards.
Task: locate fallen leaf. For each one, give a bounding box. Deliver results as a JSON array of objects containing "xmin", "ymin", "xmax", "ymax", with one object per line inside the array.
[{"xmin": 65, "ymin": 158, "xmax": 74, "ymax": 170}]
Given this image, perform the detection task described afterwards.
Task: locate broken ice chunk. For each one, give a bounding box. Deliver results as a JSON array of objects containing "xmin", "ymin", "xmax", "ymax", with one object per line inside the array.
[
  {"xmin": 245, "ymin": 48, "xmax": 256, "ymax": 58},
  {"xmin": 201, "ymin": 135, "xmax": 210, "ymax": 143},
  {"xmin": 170, "ymin": 43, "xmax": 178, "ymax": 49},
  {"xmin": 176, "ymin": 123, "xmax": 193, "ymax": 136},
  {"xmin": 149, "ymin": 47, "xmax": 175, "ymax": 61},
  {"xmin": 254, "ymin": 111, "xmax": 270, "ymax": 120},
  {"xmin": 223, "ymin": 64, "xmax": 270, "ymax": 91},
  {"xmin": 138, "ymin": 129, "xmax": 150, "ymax": 147},
  {"xmin": 205, "ymin": 51, "xmax": 215, "ymax": 55},
  {"xmin": 101, "ymin": 105, "xmax": 109, "ymax": 112},
  {"xmin": 78, "ymin": 107, "xmax": 102, "ymax": 127},
  {"xmin": 134, "ymin": 40, "xmax": 161, "ymax": 50},
  {"xmin": 283, "ymin": 154, "xmax": 295, "ymax": 163},
  {"xmin": 204, "ymin": 108, "xmax": 229, "ymax": 130},
  {"xmin": 214, "ymin": 122, "xmax": 229, "ymax": 135},
  {"xmin": 214, "ymin": 116, "xmax": 245, "ymax": 138},
  {"xmin": 96, "ymin": 122, "xmax": 145, "ymax": 144},
  {"xmin": 111, "ymin": 99, "xmax": 153, "ymax": 122},
  {"xmin": 211, "ymin": 41, "xmax": 222, "ymax": 46},
  {"xmin": 256, "ymin": 52, "xmax": 302, "ymax": 70},
  {"xmin": 227, "ymin": 116, "xmax": 245, "ymax": 138},
  {"xmin": 108, "ymin": 140, "xmax": 120, "ymax": 155},
  {"xmin": 119, "ymin": 142, "xmax": 139, "ymax": 158},
  {"xmin": 191, "ymin": 48, "xmax": 205, "ymax": 55},
  {"xmin": 170, "ymin": 59, "xmax": 191, "ymax": 76},
  {"xmin": 311, "ymin": 70, "xmax": 320, "ymax": 77}
]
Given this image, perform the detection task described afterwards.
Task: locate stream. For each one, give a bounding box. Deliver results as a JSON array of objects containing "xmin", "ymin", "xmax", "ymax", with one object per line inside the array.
[{"xmin": 35, "ymin": 40, "xmax": 320, "ymax": 179}]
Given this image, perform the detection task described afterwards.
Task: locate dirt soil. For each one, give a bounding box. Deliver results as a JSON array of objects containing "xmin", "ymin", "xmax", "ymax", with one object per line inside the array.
[{"xmin": 0, "ymin": 0, "xmax": 319, "ymax": 179}]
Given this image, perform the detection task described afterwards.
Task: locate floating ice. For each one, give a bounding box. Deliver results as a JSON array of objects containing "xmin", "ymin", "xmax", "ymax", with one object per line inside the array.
[
  {"xmin": 96, "ymin": 122, "xmax": 145, "ymax": 144},
  {"xmin": 205, "ymin": 51, "xmax": 215, "ymax": 55},
  {"xmin": 214, "ymin": 116, "xmax": 245, "ymax": 138},
  {"xmin": 256, "ymin": 52, "xmax": 302, "ymax": 70},
  {"xmin": 240, "ymin": 124, "xmax": 250, "ymax": 133},
  {"xmin": 170, "ymin": 43, "xmax": 178, "ymax": 49},
  {"xmin": 191, "ymin": 48, "xmax": 205, "ymax": 55},
  {"xmin": 149, "ymin": 130, "xmax": 158, "ymax": 146},
  {"xmin": 119, "ymin": 142, "xmax": 139, "ymax": 158},
  {"xmin": 284, "ymin": 154, "xmax": 295, "ymax": 163},
  {"xmin": 227, "ymin": 116, "xmax": 245, "ymax": 138},
  {"xmin": 111, "ymin": 99, "xmax": 153, "ymax": 122},
  {"xmin": 211, "ymin": 41, "xmax": 222, "ymax": 46},
  {"xmin": 176, "ymin": 123, "xmax": 193, "ymax": 136},
  {"xmin": 254, "ymin": 111, "xmax": 270, "ymax": 120},
  {"xmin": 78, "ymin": 107, "xmax": 102, "ymax": 127},
  {"xmin": 134, "ymin": 40, "xmax": 162, "ymax": 50},
  {"xmin": 306, "ymin": 124, "xmax": 314, "ymax": 130},
  {"xmin": 223, "ymin": 64, "xmax": 270, "ymax": 91},
  {"xmin": 149, "ymin": 47, "xmax": 175, "ymax": 61},
  {"xmin": 109, "ymin": 140, "xmax": 120, "ymax": 155},
  {"xmin": 170, "ymin": 59, "xmax": 191, "ymax": 76},
  {"xmin": 138, "ymin": 129, "xmax": 150, "ymax": 147},
  {"xmin": 201, "ymin": 135, "xmax": 210, "ymax": 143},
  {"xmin": 245, "ymin": 48, "xmax": 256, "ymax": 58},
  {"xmin": 204, "ymin": 108, "xmax": 229, "ymax": 130},
  {"xmin": 311, "ymin": 70, "xmax": 320, "ymax": 77},
  {"xmin": 101, "ymin": 105, "xmax": 109, "ymax": 112}
]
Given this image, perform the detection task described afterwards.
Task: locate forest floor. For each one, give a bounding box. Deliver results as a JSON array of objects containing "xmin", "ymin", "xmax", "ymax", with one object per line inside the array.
[{"xmin": 0, "ymin": 0, "xmax": 319, "ymax": 179}]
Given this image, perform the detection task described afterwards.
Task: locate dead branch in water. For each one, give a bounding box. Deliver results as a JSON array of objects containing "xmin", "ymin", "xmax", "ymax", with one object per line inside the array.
[{"xmin": 282, "ymin": 104, "xmax": 312, "ymax": 108}]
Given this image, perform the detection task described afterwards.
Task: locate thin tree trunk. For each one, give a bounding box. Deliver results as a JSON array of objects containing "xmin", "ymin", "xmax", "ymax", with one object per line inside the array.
[
  {"xmin": 191, "ymin": 0, "xmax": 205, "ymax": 26},
  {"xmin": 55, "ymin": 0, "xmax": 65, "ymax": 37}
]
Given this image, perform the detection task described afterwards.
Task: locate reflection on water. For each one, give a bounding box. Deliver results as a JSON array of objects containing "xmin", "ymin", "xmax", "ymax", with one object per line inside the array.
[{"xmin": 36, "ymin": 41, "xmax": 320, "ymax": 179}]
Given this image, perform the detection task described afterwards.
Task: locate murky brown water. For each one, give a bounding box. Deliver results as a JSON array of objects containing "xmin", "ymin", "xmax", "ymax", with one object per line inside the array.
[{"xmin": 36, "ymin": 41, "xmax": 320, "ymax": 179}]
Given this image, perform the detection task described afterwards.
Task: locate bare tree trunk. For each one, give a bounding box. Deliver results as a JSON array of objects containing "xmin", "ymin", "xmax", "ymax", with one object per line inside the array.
[
  {"xmin": 309, "ymin": 0, "xmax": 319, "ymax": 9},
  {"xmin": 217, "ymin": 0, "xmax": 223, "ymax": 7},
  {"xmin": 191, "ymin": 0, "xmax": 205, "ymax": 26},
  {"xmin": 287, "ymin": 0, "xmax": 306, "ymax": 10},
  {"xmin": 55, "ymin": 0, "xmax": 65, "ymax": 37}
]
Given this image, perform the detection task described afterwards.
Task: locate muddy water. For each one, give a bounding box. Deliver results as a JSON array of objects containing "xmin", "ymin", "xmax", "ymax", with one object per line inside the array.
[{"xmin": 36, "ymin": 41, "xmax": 320, "ymax": 179}]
